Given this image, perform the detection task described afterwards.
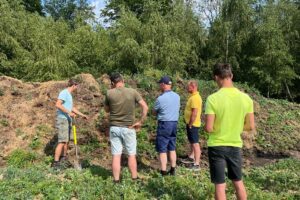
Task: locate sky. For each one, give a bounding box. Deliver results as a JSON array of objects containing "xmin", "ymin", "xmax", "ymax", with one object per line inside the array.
[{"xmin": 89, "ymin": 0, "xmax": 106, "ymax": 18}]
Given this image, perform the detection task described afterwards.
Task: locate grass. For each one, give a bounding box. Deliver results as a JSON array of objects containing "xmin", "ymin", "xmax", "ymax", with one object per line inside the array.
[
  {"xmin": 0, "ymin": 118, "xmax": 9, "ymax": 127},
  {"xmin": 0, "ymin": 158, "xmax": 299, "ymax": 199}
]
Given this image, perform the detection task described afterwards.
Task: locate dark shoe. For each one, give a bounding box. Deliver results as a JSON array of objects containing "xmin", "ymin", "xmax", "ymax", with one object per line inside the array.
[
  {"xmin": 51, "ymin": 161, "xmax": 61, "ymax": 170},
  {"xmin": 160, "ymin": 170, "xmax": 168, "ymax": 176},
  {"xmin": 187, "ymin": 164, "xmax": 200, "ymax": 171},
  {"xmin": 168, "ymin": 167, "xmax": 176, "ymax": 176},
  {"xmin": 59, "ymin": 156, "xmax": 68, "ymax": 161},
  {"xmin": 113, "ymin": 180, "xmax": 120, "ymax": 184},
  {"xmin": 181, "ymin": 156, "xmax": 194, "ymax": 164}
]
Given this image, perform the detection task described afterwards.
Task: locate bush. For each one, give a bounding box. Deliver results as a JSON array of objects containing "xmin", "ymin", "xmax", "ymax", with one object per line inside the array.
[{"xmin": 7, "ymin": 149, "xmax": 37, "ymax": 168}]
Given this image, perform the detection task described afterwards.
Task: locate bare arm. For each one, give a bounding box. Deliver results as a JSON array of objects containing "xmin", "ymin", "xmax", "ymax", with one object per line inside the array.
[
  {"xmin": 72, "ymin": 107, "xmax": 88, "ymax": 119},
  {"xmin": 139, "ymin": 99, "xmax": 149, "ymax": 123},
  {"xmin": 56, "ymin": 99, "xmax": 75, "ymax": 117},
  {"xmin": 244, "ymin": 113, "xmax": 255, "ymax": 131},
  {"xmin": 205, "ymin": 114, "xmax": 215, "ymax": 133},
  {"xmin": 188, "ymin": 108, "xmax": 198, "ymax": 128},
  {"xmin": 130, "ymin": 99, "xmax": 149, "ymax": 129}
]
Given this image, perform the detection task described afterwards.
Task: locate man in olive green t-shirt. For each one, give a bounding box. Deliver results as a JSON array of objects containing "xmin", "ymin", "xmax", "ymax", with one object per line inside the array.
[
  {"xmin": 104, "ymin": 73, "xmax": 148, "ymax": 183},
  {"xmin": 205, "ymin": 63, "xmax": 255, "ymax": 200}
]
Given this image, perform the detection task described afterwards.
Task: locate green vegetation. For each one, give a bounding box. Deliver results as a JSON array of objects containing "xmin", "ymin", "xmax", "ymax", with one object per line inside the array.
[
  {"xmin": 0, "ymin": 0, "xmax": 299, "ymax": 101},
  {"xmin": 7, "ymin": 149, "xmax": 37, "ymax": 168},
  {"xmin": 0, "ymin": 158, "xmax": 299, "ymax": 199},
  {"xmin": 0, "ymin": 118, "xmax": 9, "ymax": 127}
]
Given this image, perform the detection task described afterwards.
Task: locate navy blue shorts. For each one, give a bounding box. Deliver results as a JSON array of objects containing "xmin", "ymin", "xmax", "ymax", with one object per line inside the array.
[
  {"xmin": 186, "ymin": 124, "xmax": 199, "ymax": 144},
  {"xmin": 156, "ymin": 121, "xmax": 178, "ymax": 153}
]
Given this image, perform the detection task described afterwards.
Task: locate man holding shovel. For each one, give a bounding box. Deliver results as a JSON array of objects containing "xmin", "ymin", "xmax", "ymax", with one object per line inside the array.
[
  {"xmin": 52, "ymin": 79, "xmax": 88, "ymax": 169},
  {"xmin": 104, "ymin": 73, "xmax": 148, "ymax": 183}
]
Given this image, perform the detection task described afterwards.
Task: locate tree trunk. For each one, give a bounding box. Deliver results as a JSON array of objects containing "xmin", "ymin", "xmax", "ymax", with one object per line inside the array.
[{"xmin": 285, "ymin": 81, "xmax": 294, "ymax": 102}]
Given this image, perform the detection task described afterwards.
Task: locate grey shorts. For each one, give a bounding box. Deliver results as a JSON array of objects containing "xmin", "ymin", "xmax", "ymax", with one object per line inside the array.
[
  {"xmin": 109, "ymin": 126, "xmax": 136, "ymax": 155},
  {"xmin": 56, "ymin": 117, "xmax": 72, "ymax": 143}
]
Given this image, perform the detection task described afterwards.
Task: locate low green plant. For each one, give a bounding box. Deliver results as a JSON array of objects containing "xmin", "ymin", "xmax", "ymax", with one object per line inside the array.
[
  {"xmin": 0, "ymin": 87, "xmax": 4, "ymax": 96},
  {"xmin": 7, "ymin": 149, "xmax": 37, "ymax": 168},
  {"xmin": 29, "ymin": 136, "xmax": 42, "ymax": 150},
  {"xmin": 36, "ymin": 124, "xmax": 52, "ymax": 136},
  {"xmin": 0, "ymin": 118, "xmax": 9, "ymax": 127}
]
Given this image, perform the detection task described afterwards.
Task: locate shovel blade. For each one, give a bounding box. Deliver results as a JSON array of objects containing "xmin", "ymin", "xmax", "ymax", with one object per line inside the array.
[{"xmin": 74, "ymin": 160, "xmax": 82, "ymax": 170}]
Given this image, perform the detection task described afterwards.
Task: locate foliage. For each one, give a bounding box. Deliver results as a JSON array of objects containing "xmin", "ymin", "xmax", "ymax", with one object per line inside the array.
[
  {"xmin": 0, "ymin": 0, "xmax": 299, "ymax": 100},
  {"xmin": 0, "ymin": 159, "xmax": 299, "ymax": 199},
  {"xmin": 7, "ymin": 149, "xmax": 37, "ymax": 168}
]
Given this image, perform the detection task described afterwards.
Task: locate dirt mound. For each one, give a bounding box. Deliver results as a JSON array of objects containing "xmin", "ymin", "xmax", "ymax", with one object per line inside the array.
[
  {"xmin": 0, "ymin": 74, "xmax": 104, "ymax": 164},
  {"xmin": 0, "ymin": 74, "xmax": 299, "ymax": 168}
]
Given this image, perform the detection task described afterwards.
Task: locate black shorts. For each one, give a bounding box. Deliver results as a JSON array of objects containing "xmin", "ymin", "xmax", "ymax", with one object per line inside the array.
[
  {"xmin": 186, "ymin": 124, "xmax": 199, "ymax": 144},
  {"xmin": 208, "ymin": 146, "xmax": 242, "ymax": 184}
]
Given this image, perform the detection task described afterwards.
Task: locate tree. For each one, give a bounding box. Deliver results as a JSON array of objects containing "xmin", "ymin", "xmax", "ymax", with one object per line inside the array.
[
  {"xmin": 102, "ymin": 0, "xmax": 174, "ymax": 21},
  {"xmin": 44, "ymin": 0, "xmax": 94, "ymax": 27},
  {"xmin": 22, "ymin": 0, "xmax": 44, "ymax": 15}
]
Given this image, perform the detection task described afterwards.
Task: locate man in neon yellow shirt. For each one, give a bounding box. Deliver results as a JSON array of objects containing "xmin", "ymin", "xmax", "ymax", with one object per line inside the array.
[
  {"xmin": 205, "ymin": 63, "xmax": 255, "ymax": 200},
  {"xmin": 183, "ymin": 80, "xmax": 202, "ymax": 170}
]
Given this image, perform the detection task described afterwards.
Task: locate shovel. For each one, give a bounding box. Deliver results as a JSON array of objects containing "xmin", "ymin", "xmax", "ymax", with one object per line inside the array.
[{"xmin": 72, "ymin": 117, "xmax": 82, "ymax": 170}]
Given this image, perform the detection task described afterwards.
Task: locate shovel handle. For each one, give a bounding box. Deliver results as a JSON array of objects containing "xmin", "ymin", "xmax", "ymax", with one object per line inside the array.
[{"xmin": 73, "ymin": 125, "xmax": 77, "ymax": 145}]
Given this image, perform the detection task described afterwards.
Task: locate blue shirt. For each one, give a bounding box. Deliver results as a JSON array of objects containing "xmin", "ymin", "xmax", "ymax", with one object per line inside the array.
[
  {"xmin": 57, "ymin": 89, "xmax": 73, "ymax": 120},
  {"xmin": 154, "ymin": 90, "xmax": 180, "ymax": 121}
]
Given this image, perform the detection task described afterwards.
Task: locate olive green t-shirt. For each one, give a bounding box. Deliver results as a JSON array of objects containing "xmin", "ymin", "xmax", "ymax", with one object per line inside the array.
[
  {"xmin": 104, "ymin": 87, "xmax": 142, "ymax": 127},
  {"xmin": 205, "ymin": 87, "xmax": 253, "ymax": 147}
]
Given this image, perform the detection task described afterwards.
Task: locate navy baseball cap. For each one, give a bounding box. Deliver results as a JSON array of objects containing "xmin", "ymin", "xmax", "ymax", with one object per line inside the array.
[{"xmin": 158, "ymin": 76, "xmax": 172, "ymax": 85}]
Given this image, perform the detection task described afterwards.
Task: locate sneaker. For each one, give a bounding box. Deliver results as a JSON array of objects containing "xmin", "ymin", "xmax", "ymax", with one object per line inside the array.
[
  {"xmin": 187, "ymin": 164, "xmax": 200, "ymax": 171},
  {"xmin": 181, "ymin": 156, "xmax": 195, "ymax": 164}
]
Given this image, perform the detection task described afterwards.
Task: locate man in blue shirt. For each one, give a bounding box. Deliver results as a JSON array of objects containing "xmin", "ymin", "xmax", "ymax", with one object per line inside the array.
[
  {"xmin": 52, "ymin": 79, "xmax": 88, "ymax": 169},
  {"xmin": 153, "ymin": 76, "xmax": 180, "ymax": 176}
]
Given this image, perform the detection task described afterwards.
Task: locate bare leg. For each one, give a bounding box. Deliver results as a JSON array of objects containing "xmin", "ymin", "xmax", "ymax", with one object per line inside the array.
[
  {"xmin": 128, "ymin": 155, "xmax": 137, "ymax": 179},
  {"xmin": 112, "ymin": 154, "xmax": 121, "ymax": 181},
  {"xmin": 63, "ymin": 142, "xmax": 68, "ymax": 157},
  {"xmin": 169, "ymin": 150, "xmax": 177, "ymax": 168},
  {"xmin": 54, "ymin": 143, "xmax": 65, "ymax": 162},
  {"xmin": 189, "ymin": 144, "xmax": 194, "ymax": 159},
  {"xmin": 232, "ymin": 180, "xmax": 247, "ymax": 200},
  {"xmin": 215, "ymin": 183, "xmax": 226, "ymax": 200},
  {"xmin": 159, "ymin": 153, "xmax": 168, "ymax": 171},
  {"xmin": 192, "ymin": 143, "xmax": 201, "ymax": 165}
]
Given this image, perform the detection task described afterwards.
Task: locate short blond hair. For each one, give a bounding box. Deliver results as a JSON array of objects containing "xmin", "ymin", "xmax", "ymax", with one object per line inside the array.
[{"xmin": 188, "ymin": 80, "xmax": 198, "ymax": 88}]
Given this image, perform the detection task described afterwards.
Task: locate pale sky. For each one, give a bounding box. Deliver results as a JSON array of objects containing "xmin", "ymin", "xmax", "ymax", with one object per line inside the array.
[{"xmin": 89, "ymin": 0, "xmax": 106, "ymax": 18}]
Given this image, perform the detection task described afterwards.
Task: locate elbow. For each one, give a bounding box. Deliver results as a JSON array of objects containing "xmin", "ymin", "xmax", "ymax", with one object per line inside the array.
[
  {"xmin": 55, "ymin": 103, "xmax": 60, "ymax": 109},
  {"xmin": 205, "ymin": 126, "xmax": 213, "ymax": 133}
]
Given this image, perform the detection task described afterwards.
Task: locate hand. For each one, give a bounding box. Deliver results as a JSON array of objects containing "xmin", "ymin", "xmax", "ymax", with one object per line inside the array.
[
  {"xmin": 69, "ymin": 112, "xmax": 76, "ymax": 118},
  {"xmin": 129, "ymin": 121, "xmax": 142, "ymax": 131}
]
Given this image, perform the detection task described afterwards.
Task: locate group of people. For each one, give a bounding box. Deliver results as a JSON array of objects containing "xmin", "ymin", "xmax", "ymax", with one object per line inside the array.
[{"xmin": 53, "ymin": 63, "xmax": 255, "ymax": 200}]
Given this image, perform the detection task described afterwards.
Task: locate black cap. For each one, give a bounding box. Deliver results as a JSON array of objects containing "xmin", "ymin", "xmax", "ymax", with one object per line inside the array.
[{"xmin": 158, "ymin": 76, "xmax": 172, "ymax": 85}]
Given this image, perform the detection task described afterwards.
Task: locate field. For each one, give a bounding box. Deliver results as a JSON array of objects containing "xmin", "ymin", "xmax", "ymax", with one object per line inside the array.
[{"xmin": 0, "ymin": 73, "xmax": 299, "ymax": 199}]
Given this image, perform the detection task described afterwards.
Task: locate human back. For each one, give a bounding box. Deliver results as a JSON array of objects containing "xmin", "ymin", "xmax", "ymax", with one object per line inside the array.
[
  {"xmin": 155, "ymin": 90, "xmax": 180, "ymax": 121},
  {"xmin": 106, "ymin": 87, "xmax": 142, "ymax": 127},
  {"xmin": 206, "ymin": 87, "xmax": 253, "ymax": 147}
]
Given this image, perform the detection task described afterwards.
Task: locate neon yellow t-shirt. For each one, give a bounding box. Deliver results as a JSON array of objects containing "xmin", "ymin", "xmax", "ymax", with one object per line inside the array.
[
  {"xmin": 184, "ymin": 91, "xmax": 202, "ymax": 127},
  {"xmin": 205, "ymin": 87, "xmax": 253, "ymax": 147}
]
